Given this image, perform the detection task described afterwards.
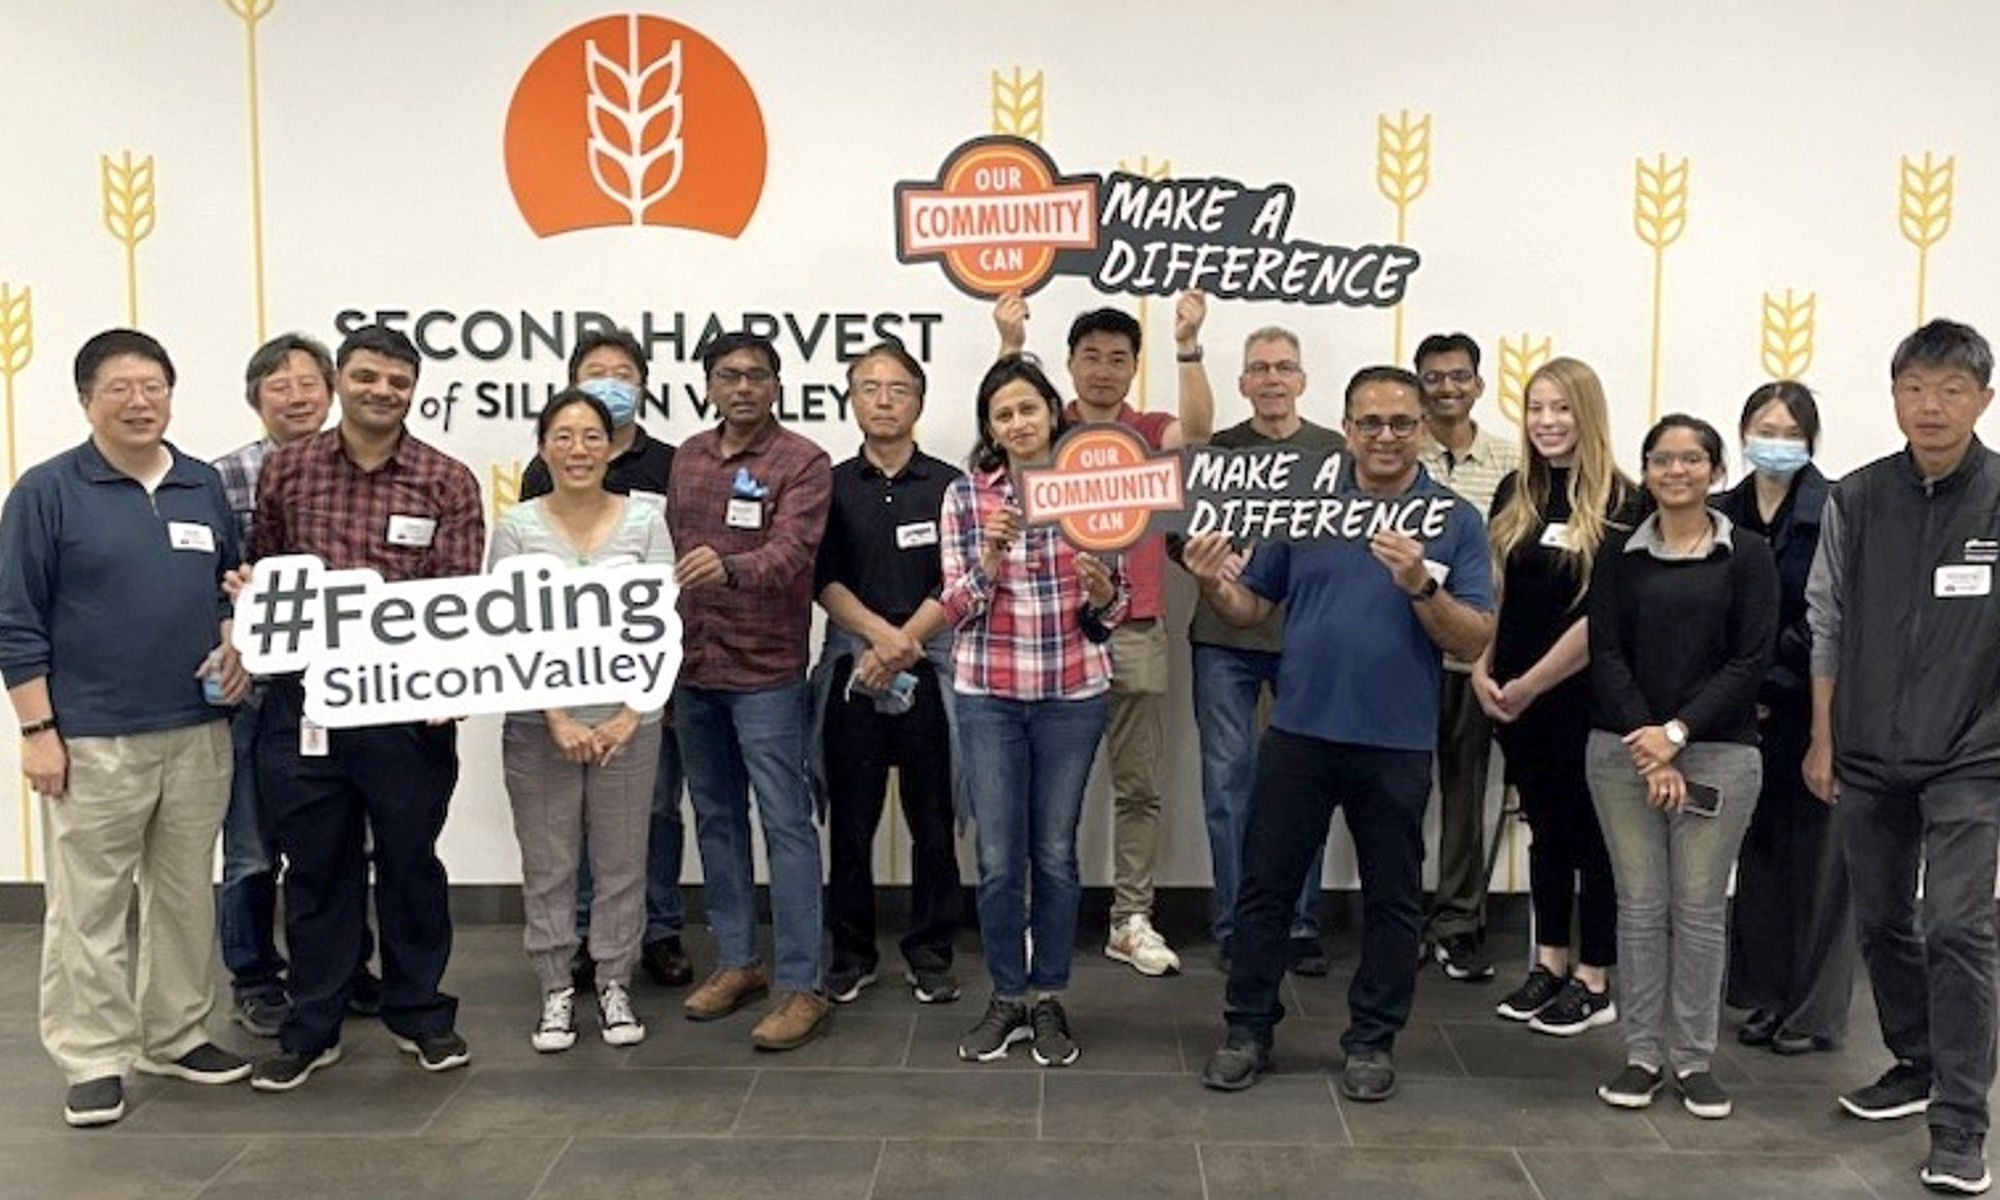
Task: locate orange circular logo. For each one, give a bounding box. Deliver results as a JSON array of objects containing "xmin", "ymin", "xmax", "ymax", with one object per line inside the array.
[
  {"xmin": 896, "ymin": 136, "xmax": 1100, "ymax": 298},
  {"xmin": 1019, "ymin": 425, "xmax": 1183, "ymax": 553}
]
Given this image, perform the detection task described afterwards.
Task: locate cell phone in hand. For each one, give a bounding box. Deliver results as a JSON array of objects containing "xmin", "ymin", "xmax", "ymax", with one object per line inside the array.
[{"xmin": 1682, "ymin": 781, "xmax": 1722, "ymax": 817}]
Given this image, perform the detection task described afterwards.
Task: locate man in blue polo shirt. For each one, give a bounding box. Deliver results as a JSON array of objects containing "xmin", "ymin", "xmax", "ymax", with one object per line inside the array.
[
  {"xmin": 1184, "ymin": 365, "xmax": 1494, "ymax": 1103},
  {"xmin": 0, "ymin": 329, "xmax": 253, "ymax": 1127}
]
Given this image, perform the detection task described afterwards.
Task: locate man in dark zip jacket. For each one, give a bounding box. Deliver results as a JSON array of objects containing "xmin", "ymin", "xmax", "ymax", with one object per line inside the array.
[{"xmin": 1806, "ymin": 318, "xmax": 2000, "ymax": 1196}]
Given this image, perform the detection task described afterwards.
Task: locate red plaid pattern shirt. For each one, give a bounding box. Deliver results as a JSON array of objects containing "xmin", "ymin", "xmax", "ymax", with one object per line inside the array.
[
  {"xmin": 250, "ymin": 427, "xmax": 484, "ymax": 580},
  {"xmin": 938, "ymin": 466, "xmax": 1127, "ymax": 700}
]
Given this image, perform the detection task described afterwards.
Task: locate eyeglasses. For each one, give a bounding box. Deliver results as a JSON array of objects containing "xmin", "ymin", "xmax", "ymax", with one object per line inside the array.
[
  {"xmin": 853, "ymin": 379, "xmax": 915, "ymax": 400},
  {"xmin": 712, "ymin": 367, "xmax": 775, "ymax": 386},
  {"xmin": 1242, "ymin": 361, "xmax": 1302, "ymax": 377},
  {"xmin": 1351, "ymin": 415, "xmax": 1423, "ymax": 438},
  {"xmin": 95, "ymin": 380, "xmax": 170, "ymax": 403},
  {"xmin": 1419, "ymin": 368, "xmax": 1476, "ymax": 387},
  {"xmin": 1645, "ymin": 450, "xmax": 1710, "ymax": 470},
  {"xmin": 546, "ymin": 429, "xmax": 609, "ymax": 451}
]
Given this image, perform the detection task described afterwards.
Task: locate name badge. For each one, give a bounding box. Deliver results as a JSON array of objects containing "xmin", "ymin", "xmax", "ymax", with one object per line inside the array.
[
  {"xmin": 299, "ymin": 719, "xmax": 329, "ymax": 758},
  {"xmin": 1935, "ymin": 564, "xmax": 1992, "ymax": 598},
  {"xmin": 1539, "ymin": 522, "xmax": 1573, "ymax": 550},
  {"xmin": 167, "ymin": 521, "xmax": 216, "ymax": 553},
  {"xmin": 896, "ymin": 520, "xmax": 939, "ymax": 549},
  {"xmin": 386, "ymin": 514, "xmax": 437, "ymax": 548},
  {"xmin": 726, "ymin": 498, "xmax": 763, "ymax": 530},
  {"xmin": 1423, "ymin": 558, "xmax": 1452, "ymax": 586}
]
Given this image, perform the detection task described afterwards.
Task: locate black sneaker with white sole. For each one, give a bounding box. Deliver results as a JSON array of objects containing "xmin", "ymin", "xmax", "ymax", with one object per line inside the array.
[
  {"xmin": 957, "ymin": 997, "xmax": 1030, "ymax": 1062},
  {"xmin": 250, "ymin": 1046, "xmax": 342, "ymax": 1092},
  {"xmin": 1028, "ymin": 997, "xmax": 1079, "ymax": 1067},
  {"xmin": 392, "ymin": 1030, "xmax": 469, "ymax": 1072},
  {"xmin": 1495, "ymin": 965, "xmax": 1565, "ymax": 1021},
  {"xmin": 62, "ymin": 1075, "xmax": 125, "ymax": 1127},
  {"xmin": 1598, "ymin": 1063, "xmax": 1665, "ymax": 1109},
  {"xmin": 1527, "ymin": 977, "xmax": 1617, "ymax": 1036},
  {"xmin": 905, "ymin": 965, "xmax": 962, "ymax": 1004},
  {"xmin": 135, "ymin": 1042, "xmax": 252, "ymax": 1084},
  {"xmin": 1677, "ymin": 1069, "xmax": 1733, "ymax": 1119},
  {"xmin": 1923, "ymin": 1128, "xmax": 1992, "ymax": 1195},
  {"xmin": 825, "ymin": 962, "xmax": 877, "ymax": 1005},
  {"xmin": 1841, "ymin": 1060, "xmax": 1934, "ymax": 1120},
  {"xmin": 1433, "ymin": 933, "xmax": 1495, "ymax": 981}
]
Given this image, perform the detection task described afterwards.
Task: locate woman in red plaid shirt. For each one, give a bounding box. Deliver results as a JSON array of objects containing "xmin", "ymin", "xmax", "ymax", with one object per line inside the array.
[{"xmin": 928, "ymin": 356, "xmax": 1127, "ymax": 1069}]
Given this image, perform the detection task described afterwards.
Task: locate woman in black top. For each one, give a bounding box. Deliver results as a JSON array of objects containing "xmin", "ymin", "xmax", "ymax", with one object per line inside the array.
[
  {"xmin": 1715, "ymin": 382, "xmax": 1850, "ymax": 1055},
  {"xmin": 1586, "ymin": 414, "xmax": 1778, "ymax": 1121},
  {"xmin": 1475, "ymin": 358, "xmax": 1640, "ymax": 1035}
]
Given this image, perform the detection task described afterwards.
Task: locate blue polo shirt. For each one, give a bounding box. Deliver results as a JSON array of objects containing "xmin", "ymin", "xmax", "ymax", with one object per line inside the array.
[
  {"xmin": 0, "ymin": 439, "xmax": 238, "ymax": 737},
  {"xmin": 1240, "ymin": 467, "xmax": 1492, "ymax": 751}
]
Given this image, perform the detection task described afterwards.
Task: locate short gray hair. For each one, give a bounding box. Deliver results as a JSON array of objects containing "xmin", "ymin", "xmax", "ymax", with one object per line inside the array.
[
  {"xmin": 243, "ymin": 333, "xmax": 334, "ymax": 409},
  {"xmin": 1241, "ymin": 326, "xmax": 1301, "ymax": 366}
]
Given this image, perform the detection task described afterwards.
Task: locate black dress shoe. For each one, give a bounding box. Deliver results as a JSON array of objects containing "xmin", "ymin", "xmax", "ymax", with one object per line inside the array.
[
  {"xmin": 1770, "ymin": 1027, "xmax": 1835, "ymax": 1055},
  {"xmin": 1737, "ymin": 1009, "xmax": 1780, "ymax": 1047},
  {"xmin": 641, "ymin": 937, "xmax": 694, "ymax": 987}
]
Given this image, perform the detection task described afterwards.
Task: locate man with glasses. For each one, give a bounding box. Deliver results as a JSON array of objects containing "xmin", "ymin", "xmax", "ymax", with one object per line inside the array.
[
  {"xmin": 1184, "ymin": 327, "xmax": 1345, "ymax": 976},
  {"xmin": 1185, "ymin": 367, "xmax": 1494, "ymax": 1104},
  {"xmin": 1413, "ymin": 333, "xmax": 1519, "ymax": 982},
  {"xmin": 669, "ymin": 331, "xmax": 835, "ymax": 1049}
]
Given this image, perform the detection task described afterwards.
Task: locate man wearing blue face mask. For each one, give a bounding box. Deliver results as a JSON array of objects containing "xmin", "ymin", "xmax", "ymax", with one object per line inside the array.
[{"xmin": 521, "ymin": 329, "xmax": 691, "ymax": 991}]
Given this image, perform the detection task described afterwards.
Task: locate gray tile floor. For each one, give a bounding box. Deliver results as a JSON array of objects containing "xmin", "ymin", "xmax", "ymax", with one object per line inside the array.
[{"xmin": 0, "ymin": 914, "xmax": 1963, "ymax": 1200}]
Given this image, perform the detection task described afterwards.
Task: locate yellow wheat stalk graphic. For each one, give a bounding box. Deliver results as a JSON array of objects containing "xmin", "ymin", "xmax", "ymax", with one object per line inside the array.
[
  {"xmin": 100, "ymin": 151, "xmax": 158, "ymax": 326},
  {"xmin": 227, "ymin": 0, "xmax": 276, "ymax": 342},
  {"xmin": 0, "ymin": 280, "xmax": 32, "ymax": 876},
  {"xmin": 586, "ymin": 14, "xmax": 685, "ymax": 225},
  {"xmin": 1375, "ymin": 111, "xmax": 1432, "ymax": 363},
  {"xmin": 1118, "ymin": 154, "xmax": 1173, "ymax": 412},
  {"xmin": 1899, "ymin": 152, "xmax": 1954, "ymax": 326},
  {"xmin": 989, "ymin": 67, "xmax": 1044, "ymax": 144},
  {"xmin": 1496, "ymin": 333, "xmax": 1554, "ymax": 430},
  {"xmin": 1761, "ymin": 289, "xmax": 1816, "ymax": 381},
  {"xmin": 491, "ymin": 461, "xmax": 523, "ymax": 524},
  {"xmin": 1633, "ymin": 153, "xmax": 1689, "ymax": 424}
]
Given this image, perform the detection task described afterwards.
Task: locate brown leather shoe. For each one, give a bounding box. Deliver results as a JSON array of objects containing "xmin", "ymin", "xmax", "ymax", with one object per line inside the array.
[
  {"xmin": 750, "ymin": 990, "xmax": 832, "ymax": 1050},
  {"xmin": 683, "ymin": 966, "xmax": 769, "ymax": 1022}
]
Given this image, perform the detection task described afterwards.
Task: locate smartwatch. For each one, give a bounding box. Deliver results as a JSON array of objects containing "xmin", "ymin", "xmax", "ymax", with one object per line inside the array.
[
  {"xmin": 1410, "ymin": 577, "xmax": 1440, "ymax": 602},
  {"xmin": 1664, "ymin": 719, "xmax": 1689, "ymax": 748}
]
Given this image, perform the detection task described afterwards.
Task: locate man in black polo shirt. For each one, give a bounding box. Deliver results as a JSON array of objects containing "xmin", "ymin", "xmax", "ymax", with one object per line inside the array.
[
  {"xmin": 810, "ymin": 340, "xmax": 965, "ymax": 1004},
  {"xmin": 520, "ymin": 328, "xmax": 692, "ymax": 990}
]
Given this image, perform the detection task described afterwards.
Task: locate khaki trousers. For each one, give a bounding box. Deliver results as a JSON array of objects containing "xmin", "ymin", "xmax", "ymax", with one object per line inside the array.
[{"xmin": 1106, "ymin": 619, "xmax": 1168, "ymax": 921}]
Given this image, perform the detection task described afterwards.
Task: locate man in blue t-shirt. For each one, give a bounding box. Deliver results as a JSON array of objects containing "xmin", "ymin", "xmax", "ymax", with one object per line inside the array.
[{"xmin": 1183, "ymin": 365, "xmax": 1494, "ymax": 1104}]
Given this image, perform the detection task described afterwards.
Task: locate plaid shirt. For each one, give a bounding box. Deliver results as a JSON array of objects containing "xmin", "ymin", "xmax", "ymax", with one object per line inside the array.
[
  {"xmin": 251, "ymin": 427, "xmax": 484, "ymax": 580},
  {"xmin": 213, "ymin": 436, "xmax": 273, "ymax": 546},
  {"xmin": 667, "ymin": 419, "xmax": 831, "ymax": 690},
  {"xmin": 938, "ymin": 466, "xmax": 1128, "ymax": 700}
]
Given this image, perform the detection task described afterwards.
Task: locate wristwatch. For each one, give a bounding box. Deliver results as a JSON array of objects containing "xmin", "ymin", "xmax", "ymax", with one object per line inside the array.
[
  {"xmin": 1410, "ymin": 577, "xmax": 1440, "ymax": 602},
  {"xmin": 1175, "ymin": 346, "xmax": 1204, "ymax": 363},
  {"xmin": 1664, "ymin": 719, "xmax": 1689, "ymax": 748},
  {"xmin": 18, "ymin": 716, "xmax": 56, "ymax": 737}
]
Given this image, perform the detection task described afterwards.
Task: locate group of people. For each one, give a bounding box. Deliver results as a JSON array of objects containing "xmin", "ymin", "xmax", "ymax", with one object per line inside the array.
[{"xmin": 2, "ymin": 305, "xmax": 1996, "ymax": 1197}]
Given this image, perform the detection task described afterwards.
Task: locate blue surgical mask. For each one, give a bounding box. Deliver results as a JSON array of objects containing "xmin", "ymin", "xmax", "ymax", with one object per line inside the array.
[
  {"xmin": 577, "ymin": 377, "xmax": 639, "ymax": 428},
  {"xmin": 1742, "ymin": 436, "xmax": 1810, "ymax": 478}
]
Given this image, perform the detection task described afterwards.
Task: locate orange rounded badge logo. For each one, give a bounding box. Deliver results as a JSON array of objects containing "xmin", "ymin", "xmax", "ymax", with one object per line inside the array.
[
  {"xmin": 896, "ymin": 136, "xmax": 1100, "ymax": 297},
  {"xmin": 505, "ymin": 13, "xmax": 766, "ymax": 239},
  {"xmin": 1020, "ymin": 425, "xmax": 1184, "ymax": 553}
]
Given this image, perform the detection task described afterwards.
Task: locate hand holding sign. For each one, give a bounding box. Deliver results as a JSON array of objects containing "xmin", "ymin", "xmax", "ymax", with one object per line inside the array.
[
  {"xmin": 1368, "ymin": 529, "xmax": 1432, "ymax": 595},
  {"xmin": 980, "ymin": 503, "xmax": 1024, "ymax": 574},
  {"xmin": 1181, "ymin": 531, "xmax": 1246, "ymax": 585},
  {"xmin": 1174, "ymin": 289, "xmax": 1207, "ymax": 348},
  {"xmin": 994, "ymin": 289, "xmax": 1030, "ymax": 356},
  {"xmin": 1075, "ymin": 551, "xmax": 1115, "ymax": 609}
]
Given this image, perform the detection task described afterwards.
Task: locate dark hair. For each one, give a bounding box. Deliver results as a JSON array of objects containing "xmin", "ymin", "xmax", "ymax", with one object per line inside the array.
[
  {"xmin": 567, "ymin": 328, "xmax": 648, "ymax": 388},
  {"xmin": 1891, "ymin": 318, "xmax": 1994, "ymax": 387},
  {"xmin": 1643, "ymin": 413, "xmax": 1727, "ymax": 476},
  {"xmin": 243, "ymin": 333, "xmax": 333, "ymax": 409},
  {"xmin": 336, "ymin": 324, "xmax": 421, "ymax": 378},
  {"xmin": 1066, "ymin": 308, "xmax": 1141, "ymax": 356},
  {"xmin": 1342, "ymin": 365, "xmax": 1424, "ymax": 414},
  {"xmin": 535, "ymin": 387, "xmax": 614, "ymax": 444},
  {"xmin": 845, "ymin": 339, "xmax": 927, "ymax": 401},
  {"xmin": 1738, "ymin": 380, "xmax": 1821, "ymax": 454},
  {"xmin": 972, "ymin": 354, "xmax": 1068, "ymax": 472},
  {"xmin": 74, "ymin": 328, "xmax": 175, "ymax": 395},
  {"xmin": 1412, "ymin": 331, "xmax": 1482, "ymax": 374},
  {"xmin": 700, "ymin": 330, "xmax": 781, "ymax": 378}
]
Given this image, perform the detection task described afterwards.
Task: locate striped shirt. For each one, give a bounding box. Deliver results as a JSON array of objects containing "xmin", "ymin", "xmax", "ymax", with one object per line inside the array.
[
  {"xmin": 938, "ymin": 466, "xmax": 1129, "ymax": 701},
  {"xmin": 1420, "ymin": 421, "xmax": 1519, "ymax": 671},
  {"xmin": 250, "ymin": 427, "xmax": 485, "ymax": 581}
]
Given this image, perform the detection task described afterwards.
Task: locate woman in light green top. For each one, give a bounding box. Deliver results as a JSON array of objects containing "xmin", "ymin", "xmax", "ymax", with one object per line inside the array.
[{"xmin": 487, "ymin": 389, "xmax": 674, "ymax": 1053}]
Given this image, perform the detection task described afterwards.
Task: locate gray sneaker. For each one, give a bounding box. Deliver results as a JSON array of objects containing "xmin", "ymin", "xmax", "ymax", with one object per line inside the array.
[
  {"xmin": 1924, "ymin": 1128, "xmax": 1992, "ymax": 1195},
  {"xmin": 1201, "ymin": 1033, "xmax": 1274, "ymax": 1092},
  {"xmin": 1339, "ymin": 1046, "xmax": 1397, "ymax": 1102},
  {"xmin": 232, "ymin": 994, "xmax": 288, "ymax": 1039},
  {"xmin": 62, "ymin": 1075, "xmax": 124, "ymax": 1127},
  {"xmin": 135, "ymin": 1042, "xmax": 252, "ymax": 1084}
]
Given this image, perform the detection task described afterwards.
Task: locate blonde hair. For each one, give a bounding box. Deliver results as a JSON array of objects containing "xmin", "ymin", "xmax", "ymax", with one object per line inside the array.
[{"xmin": 1488, "ymin": 357, "xmax": 1632, "ymax": 600}]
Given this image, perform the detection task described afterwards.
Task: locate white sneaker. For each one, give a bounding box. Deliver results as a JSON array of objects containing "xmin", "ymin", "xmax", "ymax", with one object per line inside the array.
[
  {"xmin": 1105, "ymin": 913, "xmax": 1181, "ymax": 976},
  {"xmin": 532, "ymin": 986, "xmax": 577, "ymax": 1052},
  {"xmin": 597, "ymin": 981, "xmax": 646, "ymax": 1047}
]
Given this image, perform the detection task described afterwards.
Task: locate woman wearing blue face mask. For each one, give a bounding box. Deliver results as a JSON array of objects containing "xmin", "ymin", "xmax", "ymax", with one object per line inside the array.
[{"xmin": 1715, "ymin": 381, "xmax": 1852, "ymax": 1057}]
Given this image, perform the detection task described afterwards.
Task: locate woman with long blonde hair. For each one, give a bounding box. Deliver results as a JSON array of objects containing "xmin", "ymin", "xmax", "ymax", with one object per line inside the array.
[{"xmin": 1474, "ymin": 357, "xmax": 1642, "ymax": 1035}]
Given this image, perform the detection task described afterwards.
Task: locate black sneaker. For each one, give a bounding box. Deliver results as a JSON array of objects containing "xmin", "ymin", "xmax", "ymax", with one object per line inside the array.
[
  {"xmin": 62, "ymin": 1075, "xmax": 124, "ymax": 1127},
  {"xmin": 392, "ymin": 1030, "xmax": 470, "ymax": 1072},
  {"xmin": 1028, "ymin": 997, "xmax": 1079, "ymax": 1067},
  {"xmin": 957, "ymin": 997, "xmax": 1030, "ymax": 1062},
  {"xmin": 1339, "ymin": 1046, "xmax": 1397, "ymax": 1102},
  {"xmin": 1598, "ymin": 1063, "xmax": 1665, "ymax": 1109},
  {"xmin": 1201, "ymin": 1032, "xmax": 1274, "ymax": 1091},
  {"xmin": 347, "ymin": 968, "xmax": 382, "ymax": 1017},
  {"xmin": 1677, "ymin": 1070, "xmax": 1733, "ymax": 1119},
  {"xmin": 250, "ymin": 1046, "xmax": 342, "ymax": 1092},
  {"xmin": 905, "ymin": 965, "xmax": 962, "ymax": 1005},
  {"xmin": 232, "ymin": 993, "xmax": 288, "ymax": 1039},
  {"xmin": 135, "ymin": 1042, "xmax": 252, "ymax": 1084},
  {"xmin": 1495, "ymin": 965, "xmax": 1565, "ymax": 1021},
  {"xmin": 1527, "ymin": 978, "xmax": 1617, "ymax": 1036},
  {"xmin": 826, "ymin": 961, "xmax": 878, "ymax": 1005},
  {"xmin": 1924, "ymin": 1128, "xmax": 1992, "ymax": 1195},
  {"xmin": 1737, "ymin": 1008, "xmax": 1779, "ymax": 1047},
  {"xmin": 1841, "ymin": 1061, "xmax": 1934, "ymax": 1121},
  {"xmin": 641, "ymin": 937, "xmax": 694, "ymax": 987},
  {"xmin": 1433, "ymin": 933, "xmax": 1495, "ymax": 981},
  {"xmin": 1288, "ymin": 936, "xmax": 1330, "ymax": 978}
]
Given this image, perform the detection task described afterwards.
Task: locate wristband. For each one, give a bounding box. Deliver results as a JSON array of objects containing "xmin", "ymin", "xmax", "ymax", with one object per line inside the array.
[
  {"xmin": 19, "ymin": 717, "xmax": 57, "ymax": 737},
  {"xmin": 1175, "ymin": 346, "xmax": 1204, "ymax": 363}
]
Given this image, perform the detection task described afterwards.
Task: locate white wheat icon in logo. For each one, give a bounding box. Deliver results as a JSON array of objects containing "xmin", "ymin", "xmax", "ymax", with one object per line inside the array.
[{"xmin": 585, "ymin": 14, "xmax": 684, "ymax": 224}]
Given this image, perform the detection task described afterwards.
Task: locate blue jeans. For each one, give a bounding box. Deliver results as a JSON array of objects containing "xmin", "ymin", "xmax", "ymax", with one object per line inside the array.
[
  {"xmin": 577, "ymin": 728, "xmax": 686, "ymax": 943},
  {"xmin": 1192, "ymin": 645, "xmax": 1322, "ymax": 943},
  {"xmin": 958, "ymin": 692, "xmax": 1109, "ymax": 998},
  {"xmin": 219, "ymin": 693, "xmax": 285, "ymax": 1003},
  {"xmin": 676, "ymin": 681, "xmax": 822, "ymax": 992}
]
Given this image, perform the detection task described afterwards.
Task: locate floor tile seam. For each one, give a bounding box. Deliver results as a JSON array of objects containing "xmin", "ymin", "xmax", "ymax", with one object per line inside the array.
[
  {"xmin": 1436, "ymin": 1021, "xmax": 1475, "ymax": 1077},
  {"xmin": 897, "ymin": 1013, "xmax": 919, "ymax": 1068},
  {"xmin": 725, "ymin": 1067, "xmax": 760, "ymax": 1135},
  {"xmin": 409, "ymin": 1066, "xmax": 476, "ymax": 1137},
  {"xmin": 1511, "ymin": 1146, "xmax": 1552, "ymax": 1200},
  {"xmin": 1036, "ymin": 1071, "xmax": 1045, "ymax": 1140},
  {"xmin": 520, "ymin": 1132, "xmax": 575, "ymax": 1200},
  {"xmin": 863, "ymin": 1137, "xmax": 888, "ymax": 1200},
  {"xmin": 1193, "ymin": 1140, "xmax": 1213, "ymax": 1200},
  {"xmin": 1325, "ymin": 1075, "xmax": 1356, "ymax": 1145},
  {"xmin": 182, "ymin": 1133, "xmax": 259, "ymax": 1200},
  {"xmin": 1832, "ymin": 1150, "xmax": 1895, "ymax": 1200}
]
